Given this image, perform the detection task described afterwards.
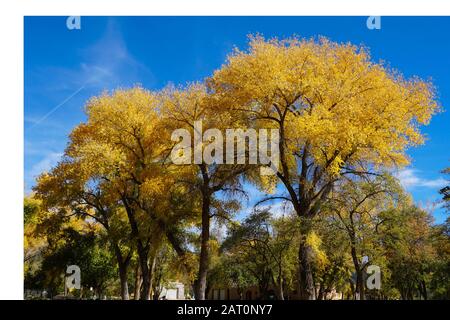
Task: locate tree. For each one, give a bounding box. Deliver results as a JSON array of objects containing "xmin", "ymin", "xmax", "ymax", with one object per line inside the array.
[
  {"xmin": 160, "ymin": 83, "xmax": 249, "ymax": 299},
  {"xmin": 314, "ymin": 215, "xmax": 353, "ymax": 300},
  {"xmin": 24, "ymin": 195, "xmax": 113, "ymax": 298},
  {"xmin": 40, "ymin": 227, "xmax": 116, "ymax": 299},
  {"xmin": 207, "ymin": 252, "xmax": 257, "ymax": 300},
  {"xmin": 151, "ymin": 241, "xmax": 180, "ymax": 300},
  {"xmin": 430, "ymin": 217, "xmax": 450, "ymax": 299},
  {"xmin": 222, "ymin": 210, "xmax": 298, "ymax": 299},
  {"xmin": 24, "ymin": 196, "xmax": 47, "ymax": 273},
  {"xmin": 325, "ymin": 174, "xmax": 402, "ymax": 299},
  {"xmin": 379, "ymin": 206, "xmax": 437, "ymax": 299},
  {"xmin": 34, "ymin": 160, "xmax": 134, "ymax": 300},
  {"xmin": 55, "ymin": 87, "xmax": 170, "ymax": 299},
  {"xmin": 209, "ymin": 35, "xmax": 439, "ymax": 299},
  {"xmin": 26, "ymin": 35, "xmax": 448, "ymax": 301}
]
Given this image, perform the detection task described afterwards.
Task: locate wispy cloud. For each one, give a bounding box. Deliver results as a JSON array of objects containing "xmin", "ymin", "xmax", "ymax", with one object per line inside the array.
[
  {"xmin": 25, "ymin": 152, "xmax": 63, "ymax": 194},
  {"xmin": 25, "ymin": 18, "xmax": 156, "ymax": 191},
  {"xmin": 25, "ymin": 18, "xmax": 154, "ymax": 129},
  {"xmin": 395, "ymin": 168, "xmax": 447, "ymax": 189},
  {"xmin": 29, "ymin": 152, "xmax": 63, "ymax": 179},
  {"xmin": 75, "ymin": 19, "xmax": 154, "ymax": 90}
]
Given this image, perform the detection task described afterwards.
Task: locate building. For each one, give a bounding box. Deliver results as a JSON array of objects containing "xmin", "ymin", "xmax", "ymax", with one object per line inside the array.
[{"xmin": 158, "ymin": 281, "xmax": 186, "ymax": 300}]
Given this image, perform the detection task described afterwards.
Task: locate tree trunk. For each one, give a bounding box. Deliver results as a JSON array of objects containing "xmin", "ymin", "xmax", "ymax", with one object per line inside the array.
[
  {"xmin": 298, "ymin": 239, "xmax": 316, "ymax": 300},
  {"xmin": 139, "ymin": 269, "xmax": 150, "ymax": 300},
  {"xmin": 317, "ymin": 285, "xmax": 324, "ymax": 300},
  {"xmin": 148, "ymin": 252, "xmax": 157, "ymax": 300},
  {"xmin": 122, "ymin": 198, "xmax": 151, "ymax": 300},
  {"xmin": 276, "ymin": 275, "xmax": 284, "ymax": 300},
  {"xmin": 420, "ymin": 279, "xmax": 427, "ymax": 300},
  {"xmin": 355, "ymin": 269, "xmax": 365, "ymax": 300},
  {"xmin": 297, "ymin": 217, "xmax": 316, "ymax": 300},
  {"xmin": 195, "ymin": 190, "xmax": 211, "ymax": 300},
  {"xmin": 112, "ymin": 243, "xmax": 130, "ymax": 300},
  {"xmin": 137, "ymin": 244, "xmax": 151, "ymax": 300},
  {"xmin": 350, "ymin": 245, "xmax": 365, "ymax": 300},
  {"xmin": 118, "ymin": 263, "xmax": 129, "ymax": 300},
  {"xmin": 237, "ymin": 288, "xmax": 243, "ymax": 300},
  {"xmin": 134, "ymin": 263, "xmax": 142, "ymax": 300}
]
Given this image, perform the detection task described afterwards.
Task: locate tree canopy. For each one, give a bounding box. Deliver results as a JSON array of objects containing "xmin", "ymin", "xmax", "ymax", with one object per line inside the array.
[{"xmin": 26, "ymin": 35, "xmax": 447, "ymax": 300}]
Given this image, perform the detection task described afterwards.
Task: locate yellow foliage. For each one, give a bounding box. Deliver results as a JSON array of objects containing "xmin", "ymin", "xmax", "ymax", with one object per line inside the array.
[
  {"xmin": 210, "ymin": 35, "xmax": 440, "ymax": 176},
  {"xmin": 305, "ymin": 231, "xmax": 329, "ymax": 269}
]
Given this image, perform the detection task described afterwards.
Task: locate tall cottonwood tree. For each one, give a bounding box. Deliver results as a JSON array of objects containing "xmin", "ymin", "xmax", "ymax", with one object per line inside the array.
[
  {"xmin": 63, "ymin": 87, "xmax": 172, "ymax": 299},
  {"xmin": 160, "ymin": 83, "xmax": 249, "ymax": 299},
  {"xmin": 209, "ymin": 35, "xmax": 439, "ymax": 299}
]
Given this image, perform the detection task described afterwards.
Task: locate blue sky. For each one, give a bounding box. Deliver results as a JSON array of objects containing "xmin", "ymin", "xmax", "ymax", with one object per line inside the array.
[{"xmin": 25, "ymin": 16, "xmax": 449, "ymax": 223}]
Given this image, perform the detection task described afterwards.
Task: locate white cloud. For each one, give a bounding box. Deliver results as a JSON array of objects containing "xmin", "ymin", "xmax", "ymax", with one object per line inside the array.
[
  {"xmin": 29, "ymin": 152, "xmax": 63, "ymax": 179},
  {"xmin": 25, "ymin": 151, "xmax": 63, "ymax": 194},
  {"xmin": 75, "ymin": 19, "xmax": 155, "ymax": 90},
  {"xmin": 395, "ymin": 168, "xmax": 447, "ymax": 189},
  {"xmin": 25, "ymin": 18, "xmax": 155, "ymax": 128}
]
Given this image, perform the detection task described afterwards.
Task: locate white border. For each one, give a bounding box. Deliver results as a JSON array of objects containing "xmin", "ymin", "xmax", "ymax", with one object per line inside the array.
[
  {"xmin": 16, "ymin": 0, "xmax": 450, "ymax": 16},
  {"xmin": 0, "ymin": 5, "xmax": 23, "ymax": 300},
  {"xmin": 1, "ymin": 0, "xmax": 449, "ymax": 300}
]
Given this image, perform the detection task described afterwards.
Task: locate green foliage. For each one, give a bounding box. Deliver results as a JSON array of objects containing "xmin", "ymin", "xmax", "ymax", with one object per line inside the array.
[
  {"xmin": 27, "ymin": 226, "xmax": 116, "ymax": 298},
  {"xmin": 379, "ymin": 206, "xmax": 438, "ymax": 299},
  {"xmin": 220, "ymin": 210, "xmax": 299, "ymax": 299}
]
